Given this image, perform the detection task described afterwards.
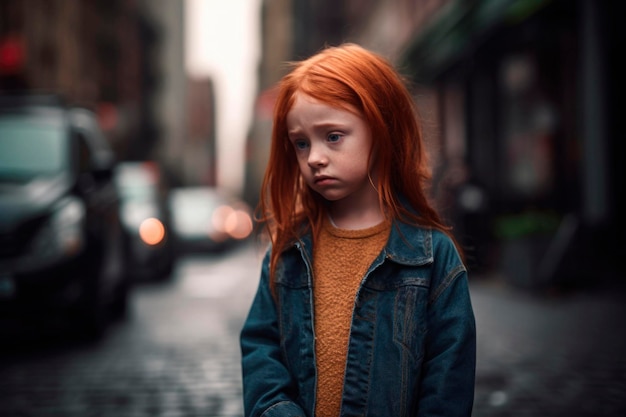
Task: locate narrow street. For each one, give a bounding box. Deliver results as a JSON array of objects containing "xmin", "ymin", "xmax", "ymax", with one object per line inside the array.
[
  {"xmin": 0, "ymin": 241, "xmax": 264, "ymax": 417},
  {"xmin": 1, "ymin": 240, "xmax": 625, "ymax": 417}
]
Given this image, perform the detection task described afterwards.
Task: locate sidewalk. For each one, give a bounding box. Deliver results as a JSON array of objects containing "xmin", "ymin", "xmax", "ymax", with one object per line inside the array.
[{"xmin": 470, "ymin": 275, "xmax": 626, "ymax": 417}]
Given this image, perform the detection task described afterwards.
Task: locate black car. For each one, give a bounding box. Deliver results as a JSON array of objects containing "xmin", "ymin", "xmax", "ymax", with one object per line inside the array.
[
  {"xmin": 0, "ymin": 93, "xmax": 131, "ymax": 339},
  {"xmin": 114, "ymin": 161, "xmax": 176, "ymax": 281}
]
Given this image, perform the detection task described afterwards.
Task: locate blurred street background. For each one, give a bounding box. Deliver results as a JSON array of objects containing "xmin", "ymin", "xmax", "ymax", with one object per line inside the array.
[{"xmin": 1, "ymin": 0, "xmax": 625, "ymax": 416}]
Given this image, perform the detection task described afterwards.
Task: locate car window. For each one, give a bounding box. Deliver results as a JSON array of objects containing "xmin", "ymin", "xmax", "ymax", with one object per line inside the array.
[
  {"xmin": 0, "ymin": 114, "xmax": 68, "ymax": 181},
  {"xmin": 115, "ymin": 166, "xmax": 159, "ymax": 202},
  {"xmin": 69, "ymin": 108, "xmax": 115, "ymax": 172}
]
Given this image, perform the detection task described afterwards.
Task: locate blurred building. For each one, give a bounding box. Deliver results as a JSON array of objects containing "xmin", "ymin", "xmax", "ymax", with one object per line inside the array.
[
  {"xmin": 0, "ymin": 0, "xmax": 162, "ymax": 161},
  {"xmin": 126, "ymin": 0, "xmax": 217, "ymax": 188},
  {"xmin": 0, "ymin": 0, "xmax": 206, "ymax": 191},
  {"xmin": 398, "ymin": 0, "xmax": 624, "ymax": 289},
  {"xmin": 185, "ymin": 77, "xmax": 217, "ymax": 186},
  {"xmin": 246, "ymin": 0, "xmax": 624, "ymax": 290}
]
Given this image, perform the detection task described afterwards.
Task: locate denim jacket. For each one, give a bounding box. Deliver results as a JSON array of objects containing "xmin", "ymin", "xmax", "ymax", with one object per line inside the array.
[{"xmin": 240, "ymin": 219, "xmax": 476, "ymax": 417}]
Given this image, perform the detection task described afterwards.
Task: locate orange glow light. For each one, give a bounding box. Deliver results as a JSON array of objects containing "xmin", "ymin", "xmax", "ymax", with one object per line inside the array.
[
  {"xmin": 212, "ymin": 205, "xmax": 235, "ymax": 232},
  {"xmin": 225, "ymin": 210, "xmax": 253, "ymax": 239},
  {"xmin": 139, "ymin": 217, "xmax": 165, "ymax": 245}
]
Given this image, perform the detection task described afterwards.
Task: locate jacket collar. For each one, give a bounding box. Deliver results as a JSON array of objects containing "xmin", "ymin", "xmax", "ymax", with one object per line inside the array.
[
  {"xmin": 384, "ymin": 219, "xmax": 433, "ymax": 266},
  {"xmin": 292, "ymin": 218, "xmax": 433, "ymax": 267}
]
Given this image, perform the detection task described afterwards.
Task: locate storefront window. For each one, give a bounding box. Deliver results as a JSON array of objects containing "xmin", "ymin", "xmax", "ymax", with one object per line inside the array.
[{"xmin": 499, "ymin": 53, "xmax": 557, "ymax": 201}]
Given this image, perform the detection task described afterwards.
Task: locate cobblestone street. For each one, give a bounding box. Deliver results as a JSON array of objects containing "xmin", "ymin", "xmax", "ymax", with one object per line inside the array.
[
  {"xmin": 471, "ymin": 276, "xmax": 626, "ymax": 417},
  {"xmin": 1, "ymin": 240, "xmax": 625, "ymax": 416},
  {"xmin": 0, "ymin": 241, "xmax": 263, "ymax": 417}
]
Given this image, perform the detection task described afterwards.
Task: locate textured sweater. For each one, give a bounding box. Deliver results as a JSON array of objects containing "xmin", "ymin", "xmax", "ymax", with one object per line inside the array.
[{"xmin": 312, "ymin": 216, "xmax": 391, "ymax": 417}]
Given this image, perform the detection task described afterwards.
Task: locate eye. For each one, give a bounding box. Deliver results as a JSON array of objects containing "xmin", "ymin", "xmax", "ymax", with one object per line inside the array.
[
  {"xmin": 292, "ymin": 139, "xmax": 309, "ymax": 150},
  {"xmin": 327, "ymin": 133, "xmax": 342, "ymax": 143}
]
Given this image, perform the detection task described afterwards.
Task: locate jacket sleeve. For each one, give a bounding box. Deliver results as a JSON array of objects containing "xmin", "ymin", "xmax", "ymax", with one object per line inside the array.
[
  {"xmin": 240, "ymin": 249, "xmax": 307, "ymax": 417},
  {"xmin": 417, "ymin": 236, "xmax": 477, "ymax": 417}
]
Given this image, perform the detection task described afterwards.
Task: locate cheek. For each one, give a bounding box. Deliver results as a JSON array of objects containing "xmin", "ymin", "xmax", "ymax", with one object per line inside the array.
[
  {"xmin": 296, "ymin": 157, "xmax": 311, "ymax": 175},
  {"xmin": 350, "ymin": 150, "xmax": 373, "ymax": 174}
]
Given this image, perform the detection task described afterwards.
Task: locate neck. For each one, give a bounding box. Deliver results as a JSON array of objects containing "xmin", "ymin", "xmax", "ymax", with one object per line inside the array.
[{"xmin": 328, "ymin": 206, "xmax": 385, "ymax": 230}]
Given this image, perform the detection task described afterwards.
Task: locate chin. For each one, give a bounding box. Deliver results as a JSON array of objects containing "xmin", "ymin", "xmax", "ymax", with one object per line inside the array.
[{"xmin": 318, "ymin": 192, "xmax": 347, "ymax": 202}]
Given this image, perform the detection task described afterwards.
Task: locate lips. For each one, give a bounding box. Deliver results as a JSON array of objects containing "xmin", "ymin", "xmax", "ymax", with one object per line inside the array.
[{"xmin": 313, "ymin": 175, "xmax": 335, "ymax": 185}]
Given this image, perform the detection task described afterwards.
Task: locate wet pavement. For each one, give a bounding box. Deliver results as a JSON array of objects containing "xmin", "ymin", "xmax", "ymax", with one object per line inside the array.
[
  {"xmin": 0, "ymin": 240, "xmax": 625, "ymax": 416},
  {"xmin": 471, "ymin": 276, "xmax": 626, "ymax": 417},
  {"xmin": 0, "ymin": 241, "xmax": 262, "ymax": 417}
]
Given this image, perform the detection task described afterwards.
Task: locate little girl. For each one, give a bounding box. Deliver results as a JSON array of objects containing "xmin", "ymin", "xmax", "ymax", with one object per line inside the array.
[{"xmin": 240, "ymin": 43, "xmax": 476, "ymax": 417}]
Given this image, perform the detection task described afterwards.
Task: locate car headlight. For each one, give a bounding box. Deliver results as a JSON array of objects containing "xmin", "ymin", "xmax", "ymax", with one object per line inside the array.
[
  {"xmin": 212, "ymin": 204, "xmax": 253, "ymax": 240},
  {"xmin": 138, "ymin": 217, "xmax": 166, "ymax": 246},
  {"xmin": 24, "ymin": 197, "xmax": 86, "ymax": 266},
  {"xmin": 121, "ymin": 202, "xmax": 166, "ymax": 246}
]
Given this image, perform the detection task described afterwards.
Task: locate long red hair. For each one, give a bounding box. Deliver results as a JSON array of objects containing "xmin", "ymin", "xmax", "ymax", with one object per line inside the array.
[{"xmin": 258, "ymin": 43, "xmax": 459, "ymax": 283}]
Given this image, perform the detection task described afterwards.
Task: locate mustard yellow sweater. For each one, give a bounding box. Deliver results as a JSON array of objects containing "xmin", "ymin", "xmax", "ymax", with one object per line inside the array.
[{"xmin": 313, "ymin": 217, "xmax": 390, "ymax": 417}]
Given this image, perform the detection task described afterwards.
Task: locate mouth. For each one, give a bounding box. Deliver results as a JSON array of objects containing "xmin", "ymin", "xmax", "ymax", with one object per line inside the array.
[{"xmin": 313, "ymin": 175, "xmax": 335, "ymax": 185}]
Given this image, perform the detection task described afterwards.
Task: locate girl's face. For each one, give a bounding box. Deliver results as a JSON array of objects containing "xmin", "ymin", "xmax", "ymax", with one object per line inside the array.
[{"xmin": 286, "ymin": 93, "xmax": 378, "ymax": 211}]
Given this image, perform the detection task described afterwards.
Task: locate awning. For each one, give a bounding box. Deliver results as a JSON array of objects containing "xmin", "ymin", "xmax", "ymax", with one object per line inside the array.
[{"xmin": 399, "ymin": 0, "xmax": 553, "ymax": 84}]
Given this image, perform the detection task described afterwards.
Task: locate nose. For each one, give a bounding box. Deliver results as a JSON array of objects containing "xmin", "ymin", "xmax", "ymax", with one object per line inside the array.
[{"xmin": 307, "ymin": 143, "xmax": 328, "ymax": 167}]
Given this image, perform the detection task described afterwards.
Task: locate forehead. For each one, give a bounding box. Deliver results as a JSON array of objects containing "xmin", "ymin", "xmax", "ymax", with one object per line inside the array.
[{"xmin": 286, "ymin": 93, "xmax": 362, "ymax": 128}]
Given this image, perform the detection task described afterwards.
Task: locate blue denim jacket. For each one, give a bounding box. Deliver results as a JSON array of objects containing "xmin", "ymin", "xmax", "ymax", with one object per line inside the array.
[{"xmin": 240, "ymin": 219, "xmax": 476, "ymax": 417}]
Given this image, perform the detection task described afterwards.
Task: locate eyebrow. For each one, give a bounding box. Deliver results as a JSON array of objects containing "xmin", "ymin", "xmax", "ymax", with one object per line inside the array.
[
  {"xmin": 286, "ymin": 129, "xmax": 302, "ymax": 141},
  {"xmin": 287, "ymin": 121, "xmax": 348, "ymax": 136}
]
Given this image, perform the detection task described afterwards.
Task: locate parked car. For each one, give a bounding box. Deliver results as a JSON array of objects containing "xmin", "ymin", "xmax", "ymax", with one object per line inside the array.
[
  {"xmin": 0, "ymin": 93, "xmax": 131, "ymax": 339},
  {"xmin": 168, "ymin": 186, "xmax": 254, "ymax": 254},
  {"xmin": 114, "ymin": 161, "xmax": 175, "ymax": 281}
]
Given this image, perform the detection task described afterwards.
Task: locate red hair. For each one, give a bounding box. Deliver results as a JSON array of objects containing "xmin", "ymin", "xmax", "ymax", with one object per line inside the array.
[{"xmin": 258, "ymin": 43, "xmax": 459, "ymax": 284}]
